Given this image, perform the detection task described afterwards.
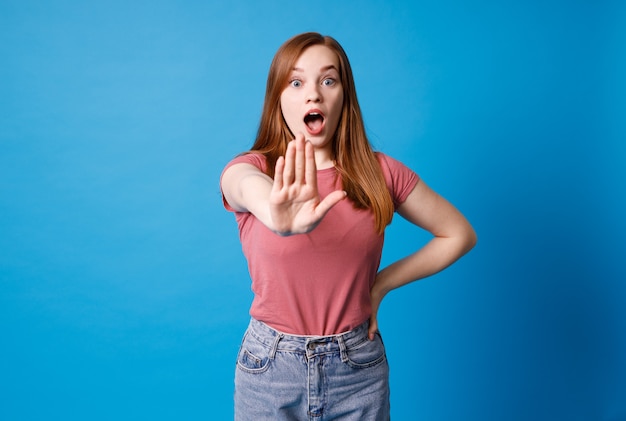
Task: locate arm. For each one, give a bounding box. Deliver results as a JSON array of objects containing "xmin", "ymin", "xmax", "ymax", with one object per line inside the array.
[
  {"xmin": 221, "ymin": 133, "xmax": 347, "ymax": 235},
  {"xmin": 368, "ymin": 180, "xmax": 477, "ymax": 339}
]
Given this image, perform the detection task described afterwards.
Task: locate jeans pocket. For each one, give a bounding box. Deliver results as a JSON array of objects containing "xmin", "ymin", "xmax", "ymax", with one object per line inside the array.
[
  {"xmin": 344, "ymin": 332, "xmax": 387, "ymax": 369},
  {"xmin": 236, "ymin": 331, "xmax": 272, "ymax": 374}
]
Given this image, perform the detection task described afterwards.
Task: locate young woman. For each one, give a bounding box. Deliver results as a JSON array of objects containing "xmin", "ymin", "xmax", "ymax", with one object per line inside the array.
[{"xmin": 220, "ymin": 32, "xmax": 477, "ymax": 420}]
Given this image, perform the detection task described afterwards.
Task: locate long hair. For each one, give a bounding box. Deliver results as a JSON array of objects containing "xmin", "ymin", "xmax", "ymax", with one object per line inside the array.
[{"xmin": 250, "ymin": 32, "xmax": 394, "ymax": 234}]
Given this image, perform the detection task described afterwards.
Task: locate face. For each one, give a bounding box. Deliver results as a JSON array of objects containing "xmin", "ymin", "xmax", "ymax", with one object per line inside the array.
[{"xmin": 280, "ymin": 45, "xmax": 344, "ymax": 153}]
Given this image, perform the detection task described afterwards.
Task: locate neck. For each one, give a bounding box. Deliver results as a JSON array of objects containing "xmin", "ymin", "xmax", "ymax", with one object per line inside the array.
[{"xmin": 314, "ymin": 147, "xmax": 335, "ymax": 170}]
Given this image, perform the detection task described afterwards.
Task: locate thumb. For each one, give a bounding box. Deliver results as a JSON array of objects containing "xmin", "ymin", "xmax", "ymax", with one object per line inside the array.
[
  {"xmin": 368, "ymin": 314, "xmax": 378, "ymax": 341},
  {"xmin": 316, "ymin": 190, "xmax": 347, "ymax": 215}
]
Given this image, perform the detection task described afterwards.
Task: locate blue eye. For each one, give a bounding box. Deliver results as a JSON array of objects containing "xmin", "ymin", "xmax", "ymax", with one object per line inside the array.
[
  {"xmin": 323, "ymin": 78, "xmax": 336, "ymax": 86},
  {"xmin": 290, "ymin": 79, "xmax": 302, "ymax": 88}
]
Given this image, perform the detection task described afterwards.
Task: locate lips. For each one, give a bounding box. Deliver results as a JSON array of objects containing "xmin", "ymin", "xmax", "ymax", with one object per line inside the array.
[{"xmin": 303, "ymin": 109, "xmax": 325, "ymax": 135}]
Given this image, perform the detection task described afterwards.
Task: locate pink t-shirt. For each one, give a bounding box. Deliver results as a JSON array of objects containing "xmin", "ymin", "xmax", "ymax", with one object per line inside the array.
[{"xmin": 221, "ymin": 152, "xmax": 419, "ymax": 335}]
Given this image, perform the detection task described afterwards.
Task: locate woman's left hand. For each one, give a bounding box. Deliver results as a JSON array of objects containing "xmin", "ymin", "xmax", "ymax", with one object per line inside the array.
[
  {"xmin": 366, "ymin": 179, "xmax": 477, "ymax": 341},
  {"xmin": 368, "ymin": 282, "xmax": 385, "ymax": 340}
]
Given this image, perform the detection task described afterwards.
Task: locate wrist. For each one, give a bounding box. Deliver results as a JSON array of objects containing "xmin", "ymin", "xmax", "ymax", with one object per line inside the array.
[{"xmin": 371, "ymin": 275, "xmax": 391, "ymax": 300}]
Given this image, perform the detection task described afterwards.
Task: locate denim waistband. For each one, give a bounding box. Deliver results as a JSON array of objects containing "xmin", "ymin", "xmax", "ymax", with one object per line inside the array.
[{"xmin": 246, "ymin": 318, "xmax": 371, "ymax": 357}]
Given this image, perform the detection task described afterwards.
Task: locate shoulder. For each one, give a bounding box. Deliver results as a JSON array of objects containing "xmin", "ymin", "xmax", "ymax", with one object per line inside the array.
[
  {"xmin": 220, "ymin": 152, "xmax": 269, "ymax": 213},
  {"xmin": 222, "ymin": 152, "xmax": 268, "ymax": 174},
  {"xmin": 375, "ymin": 152, "xmax": 412, "ymax": 172},
  {"xmin": 374, "ymin": 151, "xmax": 419, "ymax": 182},
  {"xmin": 374, "ymin": 152, "xmax": 421, "ymax": 208}
]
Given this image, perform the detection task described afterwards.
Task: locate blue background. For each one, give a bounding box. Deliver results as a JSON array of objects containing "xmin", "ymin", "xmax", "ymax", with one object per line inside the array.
[{"xmin": 1, "ymin": 0, "xmax": 625, "ymax": 419}]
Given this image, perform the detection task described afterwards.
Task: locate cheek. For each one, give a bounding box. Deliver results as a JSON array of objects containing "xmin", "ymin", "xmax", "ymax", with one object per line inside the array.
[
  {"xmin": 279, "ymin": 97, "xmax": 292, "ymax": 119},
  {"xmin": 280, "ymin": 104, "xmax": 297, "ymax": 126},
  {"xmin": 329, "ymin": 96, "xmax": 344, "ymax": 123}
]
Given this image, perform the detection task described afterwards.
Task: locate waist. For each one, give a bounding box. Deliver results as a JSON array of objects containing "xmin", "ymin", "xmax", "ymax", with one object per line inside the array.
[{"xmin": 247, "ymin": 317, "xmax": 372, "ymax": 354}]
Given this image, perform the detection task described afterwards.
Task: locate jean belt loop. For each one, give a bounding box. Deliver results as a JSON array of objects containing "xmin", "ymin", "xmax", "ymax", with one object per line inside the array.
[
  {"xmin": 269, "ymin": 332, "xmax": 284, "ymax": 360},
  {"xmin": 337, "ymin": 334, "xmax": 349, "ymax": 363}
]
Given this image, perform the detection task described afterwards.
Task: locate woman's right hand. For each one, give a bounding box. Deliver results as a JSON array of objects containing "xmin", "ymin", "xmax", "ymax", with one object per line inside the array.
[{"xmin": 269, "ymin": 133, "xmax": 346, "ymax": 235}]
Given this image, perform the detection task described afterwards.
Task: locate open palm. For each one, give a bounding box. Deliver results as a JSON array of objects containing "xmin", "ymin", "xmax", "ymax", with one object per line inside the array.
[{"xmin": 269, "ymin": 134, "xmax": 346, "ymax": 236}]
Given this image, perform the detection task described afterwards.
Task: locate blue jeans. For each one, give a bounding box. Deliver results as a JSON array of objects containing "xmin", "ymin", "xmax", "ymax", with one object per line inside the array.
[{"xmin": 234, "ymin": 318, "xmax": 390, "ymax": 420}]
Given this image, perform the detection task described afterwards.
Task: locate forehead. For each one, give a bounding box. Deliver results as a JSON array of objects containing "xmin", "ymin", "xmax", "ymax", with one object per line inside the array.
[{"xmin": 292, "ymin": 45, "xmax": 340, "ymax": 72}]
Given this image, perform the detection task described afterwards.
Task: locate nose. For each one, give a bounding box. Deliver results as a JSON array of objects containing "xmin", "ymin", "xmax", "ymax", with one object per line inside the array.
[{"xmin": 305, "ymin": 84, "xmax": 321, "ymax": 103}]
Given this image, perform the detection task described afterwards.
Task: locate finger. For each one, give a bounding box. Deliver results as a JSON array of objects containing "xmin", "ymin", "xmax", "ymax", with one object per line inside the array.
[
  {"xmin": 294, "ymin": 133, "xmax": 305, "ymax": 185},
  {"xmin": 282, "ymin": 140, "xmax": 296, "ymax": 186},
  {"xmin": 304, "ymin": 140, "xmax": 317, "ymax": 188},
  {"xmin": 315, "ymin": 190, "xmax": 347, "ymax": 217},
  {"xmin": 273, "ymin": 156, "xmax": 285, "ymax": 191},
  {"xmin": 368, "ymin": 316, "xmax": 378, "ymax": 341}
]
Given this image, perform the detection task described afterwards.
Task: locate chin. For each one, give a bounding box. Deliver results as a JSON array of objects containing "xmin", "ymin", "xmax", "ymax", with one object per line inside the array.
[{"xmin": 307, "ymin": 135, "xmax": 332, "ymax": 148}]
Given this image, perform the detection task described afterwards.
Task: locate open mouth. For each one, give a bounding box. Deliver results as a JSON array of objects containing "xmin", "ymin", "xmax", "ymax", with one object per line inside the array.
[{"xmin": 304, "ymin": 111, "xmax": 325, "ymax": 135}]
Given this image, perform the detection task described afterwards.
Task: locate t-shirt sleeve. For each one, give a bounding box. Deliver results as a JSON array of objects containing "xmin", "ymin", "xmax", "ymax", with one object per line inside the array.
[
  {"xmin": 220, "ymin": 153, "xmax": 268, "ymax": 212},
  {"xmin": 376, "ymin": 153, "xmax": 420, "ymax": 209}
]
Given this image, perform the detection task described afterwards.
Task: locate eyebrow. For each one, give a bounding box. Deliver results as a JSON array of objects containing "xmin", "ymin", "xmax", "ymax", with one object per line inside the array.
[{"xmin": 291, "ymin": 64, "xmax": 339, "ymax": 73}]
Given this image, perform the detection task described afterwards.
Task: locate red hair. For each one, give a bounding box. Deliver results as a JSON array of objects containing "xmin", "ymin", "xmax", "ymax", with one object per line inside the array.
[{"xmin": 250, "ymin": 32, "xmax": 394, "ymax": 234}]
